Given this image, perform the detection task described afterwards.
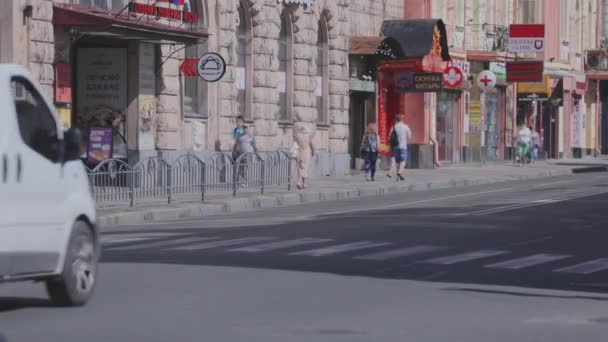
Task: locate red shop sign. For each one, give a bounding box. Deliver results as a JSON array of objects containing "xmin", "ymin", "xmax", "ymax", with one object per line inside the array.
[{"xmin": 506, "ymin": 61, "xmax": 544, "ymax": 82}]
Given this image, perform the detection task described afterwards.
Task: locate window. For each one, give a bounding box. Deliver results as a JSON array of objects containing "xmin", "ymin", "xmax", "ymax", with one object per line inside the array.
[
  {"xmin": 11, "ymin": 78, "xmax": 60, "ymax": 163},
  {"xmin": 575, "ymin": 0, "xmax": 583, "ymax": 52},
  {"xmin": 184, "ymin": 44, "xmax": 209, "ymax": 118},
  {"xmin": 316, "ymin": 16, "xmax": 329, "ymax": 124},
  {"xmin": 236, "ymin": 1, "xmax": 252, "ymax": 120},
  {"xmin": 454, "ymin": 0, "xmax": 465, "ymax": 28},
  {"xmin": 71, "ymin": 0, "xmax": 128, "ymax": 11},
  {"xmin": 587, "ymin": 1, "xmax": 594, "ymax": 48},
  {"xmin": 183, "ymin": 1, "xmax": 208, "ymax": 118},
  {"xmin": 560, "ymin": 0, "xmax": 570, "ymax": 42},
  {"xmin": 520, "ymin": 0, "xmax": 536, "ymax": 24},
  {"xmin": 278, "ymin": 12, "xmax": 293, "ymax": 122}
]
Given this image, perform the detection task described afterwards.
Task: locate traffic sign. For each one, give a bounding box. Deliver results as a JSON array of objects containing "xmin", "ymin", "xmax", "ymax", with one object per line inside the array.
[
  {"xmin": 476, "ymin": 70, "xmax": 496, "ymax": 91},
  {"xmin": 508, "ymin": 24, "xmax": 545, "ymax": 53}
]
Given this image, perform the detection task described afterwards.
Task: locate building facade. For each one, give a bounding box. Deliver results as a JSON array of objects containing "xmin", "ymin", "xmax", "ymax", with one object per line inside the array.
[{"xmin": 0, "ymin": 0, "xmax": 400, "ymax": 176}]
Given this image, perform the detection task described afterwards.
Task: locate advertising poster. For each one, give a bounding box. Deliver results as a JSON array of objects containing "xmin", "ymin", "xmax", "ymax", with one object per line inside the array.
[
  {"xmin": 469, "ymin": 100, "xmax": 481, "ymax": 132},
  {"xmin": 87, "ymin": 128, "xmax": 113, "ymax": 164},
  {"xmin": 138, "ymin": 43, "xmax": 156, "ymax": 151},
  {"xmin": 55, "ymin": 63, "xmax": 72, "ymax": 104},
  {"xmin": 76, "ymin": 48, "xmax": 128, "ymax": 158},
  {"xmin": 234, "ymin": 67, "xmax": 245, "ymax": 90}
]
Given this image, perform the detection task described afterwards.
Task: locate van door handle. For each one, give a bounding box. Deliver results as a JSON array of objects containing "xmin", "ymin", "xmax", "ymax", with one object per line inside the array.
[
  {"xmin": 16, "ymin": 155, "xmax": 21, "ymax": 183},
  {"xmin": 2, "ymin": 154, "xmax": 7, "ymax": 183}
]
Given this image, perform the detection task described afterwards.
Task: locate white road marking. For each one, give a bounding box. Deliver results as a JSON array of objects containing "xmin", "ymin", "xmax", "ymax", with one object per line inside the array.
[
  {"xmin": 227, "ymin": 238, "xmax": 333, "ymax": 253},
  {"xmin": 106, "ymin": 236, "xmax": 217, "ymax": 251},
  {"xmin": 319, "ymin": 188, "xmax": 513, "ymax": 216},
  {"xmin": 102, "ymin": 237, "xmax": 153, "ymax": 245},
  {"xmin": 101, "ymin": 232, "xmax": 185, "ymax": 244},
  {"xmin": 423, "ymin": 250, "xmax": 509, "ymax": 265},
  {"xmin": 354, "ymin": 245, "xmax": 444, "ymax": 261},
  {"xmin": 485, "ymin": 254, "xmax": 570, "ymax": 270},
  {"xmin": 533, "ymin": 180, "xmax": 576, "ymax": 188},
  {"xmin": 289, "ymin": 241, "xmax": 391, "ymax": 257},
  {"xmin": 464, "ymin": 189, "xmax": 608, "ymax": 216},
  {"xmin": 554, "ymin": 258, "xmax": 608, "ymax": 274},
  {"xmin": 168, "ymin": 237, "xmax": 276, "ymax": 251}
]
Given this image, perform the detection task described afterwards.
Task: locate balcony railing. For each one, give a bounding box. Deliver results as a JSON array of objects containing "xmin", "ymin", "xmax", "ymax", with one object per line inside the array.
[{"xmin": 466, "ymin": 24, "xmax": 508, "ymax": 52}]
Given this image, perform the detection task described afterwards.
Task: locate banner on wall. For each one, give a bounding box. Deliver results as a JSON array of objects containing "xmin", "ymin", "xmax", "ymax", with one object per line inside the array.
[{"xmin": 138, "ymin": 43, "xmax": 156, "ymax": 151}]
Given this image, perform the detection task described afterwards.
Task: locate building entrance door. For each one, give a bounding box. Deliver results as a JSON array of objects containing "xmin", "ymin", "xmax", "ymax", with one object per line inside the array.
[
  {"xmin": 436, "ymin": 92, "xmax": 458, "ymax": 162},
  {"xmin": 349, "ymin": 92, "xmax": 375, "ymax": 169}
]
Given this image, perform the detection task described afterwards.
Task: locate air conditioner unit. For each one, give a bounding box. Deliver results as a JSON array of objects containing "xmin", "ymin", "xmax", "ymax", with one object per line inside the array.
[{"xmin": 585, "ymin": 51, "xmax": 608, "ymax": 71}]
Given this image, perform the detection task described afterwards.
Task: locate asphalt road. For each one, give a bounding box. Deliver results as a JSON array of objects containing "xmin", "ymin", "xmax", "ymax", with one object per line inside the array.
[{"xmin": 2, "ymin": 172, "xmax": 608, "ymax": 341}]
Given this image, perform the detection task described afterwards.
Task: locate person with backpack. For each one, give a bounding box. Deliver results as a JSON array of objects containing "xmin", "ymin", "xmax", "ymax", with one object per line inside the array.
[
  {"xmin": 387, "ymin": 114, "xmax": 411, "ymax": 181},
  {"xmin": 360, "ymin": 122, "xmax": 379, "ymax": 181}
]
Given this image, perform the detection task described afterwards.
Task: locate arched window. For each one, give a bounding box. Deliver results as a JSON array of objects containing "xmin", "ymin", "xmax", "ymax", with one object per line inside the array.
[
  {"xmin": 278, "ymin": 12, "xmax": 293, "ymax": 122},
  {"xmin": 316, "ymin": 16, "xmax": 329, "ymax": 124},
  {"xmin": 236, "ymin": 1, "xmax": 253, "ymax": 120}
]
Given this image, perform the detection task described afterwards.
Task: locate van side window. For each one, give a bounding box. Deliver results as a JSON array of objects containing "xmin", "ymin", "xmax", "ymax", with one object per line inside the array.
[{"xmin": 11, "ymin": 78, "xmax": 60, "ymax": 163}]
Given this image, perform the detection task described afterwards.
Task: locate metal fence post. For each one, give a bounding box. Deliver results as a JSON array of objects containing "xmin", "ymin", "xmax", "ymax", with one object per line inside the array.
[
  {"xmin": 232, "ymin": 159, "xmax": 238, "ymax": 197},
  {"xmin": 287, "ymin": 157, "xmax": 292, "ymax": 192},
  {"xmin": 260, "ymin": 158, "xmax": 265, "ymax": 195},
  {"xmin": 201, "ymin": 162, "xmax": 206, "ymax": 202},
  {"xmin": 167, "ymin": 166, "xmax": 172, "ymax": 204},
  {"xmin": 129, "ymin": 170, "xmax": 135, "ymax": 208}
]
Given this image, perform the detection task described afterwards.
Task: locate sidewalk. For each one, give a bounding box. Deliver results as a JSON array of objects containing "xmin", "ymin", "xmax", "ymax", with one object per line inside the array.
[{"xmin": 97, "ymin": 159, "xmax": 607, "ymax": 227}]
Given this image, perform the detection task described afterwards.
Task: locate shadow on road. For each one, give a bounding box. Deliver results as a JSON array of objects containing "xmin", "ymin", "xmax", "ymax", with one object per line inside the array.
[{"xmin": 0, "ymin": 297, "xmax": 54, "ymax": 312}]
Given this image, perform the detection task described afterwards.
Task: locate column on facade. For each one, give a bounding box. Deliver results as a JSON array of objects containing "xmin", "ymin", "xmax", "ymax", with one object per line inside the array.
[{"xmin": 156, "ymin": 44, "xmax": 183, "ymax": 150}]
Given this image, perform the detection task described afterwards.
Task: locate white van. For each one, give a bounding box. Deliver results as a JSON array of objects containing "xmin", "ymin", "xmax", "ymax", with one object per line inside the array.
[{"xmin": 0, "ymin": 65, "xmax": 98, "ymax": 306}]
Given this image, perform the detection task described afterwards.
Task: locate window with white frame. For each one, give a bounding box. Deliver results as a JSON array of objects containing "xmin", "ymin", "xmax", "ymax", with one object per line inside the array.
[
  {"xmin": 316, "ymin": 16, "xmax": 329, "ymax": 124},
  {"xmin": 520, "ymin": 0, "xmax": 536, "ymax": 24},
  {"xmin": 183, "ymin": 0, "xmax": 208, "ymax": 118},
  {"xmin": 278, "ymin": 11, "xmax": 293, "ymax": 122},
  {"xmin": 587, "ymin": 1, "xmax": 594, "ymax": 49},
  {"xmin": 560, "ymin": 0, "xmax": 570, "ymax": 43},
  {"xmin": 236, "ymin": 1, "xmax": 252, "ymax": 120}
]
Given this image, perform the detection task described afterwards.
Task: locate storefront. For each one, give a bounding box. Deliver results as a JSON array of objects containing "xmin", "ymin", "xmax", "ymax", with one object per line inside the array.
[{"xmin": 52, "ymin": 2, "xmax": 206, "ymax": 165}]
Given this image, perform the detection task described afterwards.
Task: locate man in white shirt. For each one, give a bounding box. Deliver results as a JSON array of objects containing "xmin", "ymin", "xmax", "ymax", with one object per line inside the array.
[{"xmin": 389, "ymin": 114, "xmax": 412, "ymax": 181}]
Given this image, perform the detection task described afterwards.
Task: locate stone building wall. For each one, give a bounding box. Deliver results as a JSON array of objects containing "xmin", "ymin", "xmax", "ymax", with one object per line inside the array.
[{"xmin": 350, "ymin": 0, "xmax": 403, "ymax": 36}]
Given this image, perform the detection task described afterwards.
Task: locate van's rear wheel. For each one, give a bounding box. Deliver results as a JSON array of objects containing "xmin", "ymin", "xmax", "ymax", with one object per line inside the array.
[{"xmin": 46, "ymin": 221, "xmax": 98, "ymax": 306}]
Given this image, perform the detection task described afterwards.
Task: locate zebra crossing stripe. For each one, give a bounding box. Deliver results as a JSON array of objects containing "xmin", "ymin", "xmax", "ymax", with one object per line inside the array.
[
  {"xmin": 554, "ymin": 258, "xmax": 608, "ymax": 275},
  {"xmin": 423, "ymin": 250, "xmax": 509, "ymax": 265},
  {"xmin": 289, "ymin": 241, "xmax": 391, "ymax": 257},
  {"xmin": 106, "ymin": 236, "xmax": 218, "ymax": 251},
  {"xmin": 167, "ymin": 237, "xmax": 276, "ymax": 251},
  {"xmin": 354, "ymin": 245, "xmax": 444, "ymax": 261},
  {"xmin": 485, "ymin": 254, "xmax": 570, "ymax": 270},
  {"xmin": 228, "ymin": 238, "xmax": 333, "ymax": 253}
]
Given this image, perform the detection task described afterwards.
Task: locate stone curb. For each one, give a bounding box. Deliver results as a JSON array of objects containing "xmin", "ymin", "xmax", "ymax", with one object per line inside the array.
[{"xmin": 98, "ymin": 168, "xmax": 574, "ymax": 227}]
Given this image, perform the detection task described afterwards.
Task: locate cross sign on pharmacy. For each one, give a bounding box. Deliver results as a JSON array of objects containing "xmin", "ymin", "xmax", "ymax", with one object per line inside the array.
[{"xmin": 476, "ymin": 70, "xmax": 496, "ymax": 91}]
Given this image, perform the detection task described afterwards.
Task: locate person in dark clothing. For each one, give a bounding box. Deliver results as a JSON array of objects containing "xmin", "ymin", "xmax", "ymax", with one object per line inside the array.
[{"xmin": 360, "ymin": 122, "xmax": 379, "ymax": 181}]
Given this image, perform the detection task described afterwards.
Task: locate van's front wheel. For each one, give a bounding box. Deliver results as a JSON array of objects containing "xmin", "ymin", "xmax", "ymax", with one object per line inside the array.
[{"xmin": 46, "ymin": 221, "xmax": 98, "ymax": 306}]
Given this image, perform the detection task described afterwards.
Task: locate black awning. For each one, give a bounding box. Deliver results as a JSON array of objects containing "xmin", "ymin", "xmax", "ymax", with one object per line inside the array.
[{"xmin": 379, "ymin": 19, "xmax": 451, "ymax": 61}]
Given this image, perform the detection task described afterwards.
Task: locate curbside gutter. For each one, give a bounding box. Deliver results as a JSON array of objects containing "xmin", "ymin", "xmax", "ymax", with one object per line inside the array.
[{"xmin": 98, "ymin": 168, "xmax": 574, "ymax": 228}]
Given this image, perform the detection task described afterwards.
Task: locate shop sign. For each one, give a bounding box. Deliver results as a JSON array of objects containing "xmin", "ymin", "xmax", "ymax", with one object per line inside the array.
[
  {"xmin": 443, "ymin": 65, "xmax": 464, "ymax": 87},
  {"xmin": 489, "ymin": 62, "xmax": 506, "ymax": 80},
  {"xmin": 508, "ymin": 24, "xmax": 545, "ymax": 53},
  {"xmin": 506, "ymin": 61, "xmax": 544, "ymax": 82},
  {"xmin": 394, "ymin": 72, "xmax": 443, "ymax": 93},
  {"xmin": 518, "ymin": 75, "xmax": 551, "ymax": 95},
  {"xmin": 349, "ymin": 78, "xmax": 376, "ymax": 93},
  {"xmin": 476, "ymin": 70, "xmax": 496, "ymax": 91},
  {"xmin": 55, "ymin": 63, "xmax": 72, "ymax": 104},
  {"xmin": 277, "ymin": 0, "xmax": 315, "ymax": 6},
  {"xmin": 197, "ymin": 52, "xmax": 226, "ymax": 82},
  {"xmin": 130, "ymin": 2, "xmax": 198, "ymax": 23},
  {"xmin": 57, "ymin": 107, "xmax": 72, "ymax": 130},
  {"xmin": 87, "ymin": 128, "xmax": 113, "ymax": 164}
]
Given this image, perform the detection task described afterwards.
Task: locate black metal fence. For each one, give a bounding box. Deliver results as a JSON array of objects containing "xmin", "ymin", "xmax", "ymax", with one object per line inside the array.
[{"xmin": 87, "ymin": 151, "xmax": 293, "ymax": 207}]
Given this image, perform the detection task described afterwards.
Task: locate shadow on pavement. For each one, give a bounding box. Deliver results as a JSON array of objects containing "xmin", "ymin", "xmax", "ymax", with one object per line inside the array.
[{"xmin": 0, "ymin": 297, "xmax": 53, "ymax": 312}]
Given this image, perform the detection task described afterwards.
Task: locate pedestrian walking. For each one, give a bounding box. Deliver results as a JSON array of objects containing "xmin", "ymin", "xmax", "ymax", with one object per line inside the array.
[
  {"xmin": 360, "ymin": 122, "xmax": 379, "ymax": 181},
  {"xmin": 531, "ymin": 128, "xmax": 540, "ymax": 161},
  {"xmin": 292, "ymin": 124, "xmax": 314, "ymax": 189},
  {"xmin": 232, "ymin": 125, "xmax": 258, "ymax": 184},
  {"xmin": 233, "ymin": 115, "xmax": 245, "ymax": 139},
  {"xmin": 387, "ymin": 114, "xmax": 411, "ymax": 181}
]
